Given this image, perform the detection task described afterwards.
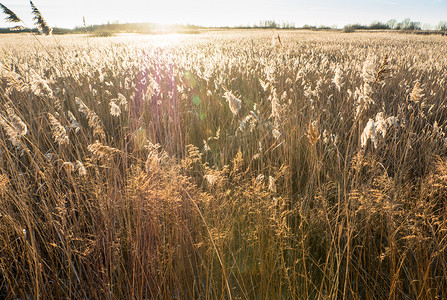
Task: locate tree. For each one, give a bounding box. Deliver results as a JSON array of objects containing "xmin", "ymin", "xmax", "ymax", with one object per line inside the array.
[
  {"xmin": 281, "ymin": 21, "xmax": 295, "ymax": 29},
  {"xmin": 387, "ymin": 19, "xmax": 397, "ymax": 29},
  {"xmin": 401, "ymin": 18, "xmax": 421, "ymax": 30},
  {"xmin": 369, "ymin": 21, "xmax": 389, "ymax": 30},
  {"xmin": 258, "ymin": 20, "xmax": 278, "ymax": 28},
  {"xmin": 401, "ymin": 18, "xmax": 412, "ymax": 29},
  {"xmin": 437, "ymin": 21, "xmax": 447, "ymax": 31}
]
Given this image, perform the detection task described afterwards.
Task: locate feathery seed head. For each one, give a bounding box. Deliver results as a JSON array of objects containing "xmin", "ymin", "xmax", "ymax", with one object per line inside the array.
[
  {"xmin": 361, "ymin": 118, "xmax": 377, "ymax": 149},
  {"xmin": 362, "ymin": 54, "xmax": 376, "ymax": 83},
  {"xmin": 75, "ymin": 160, "xmax": 87, "ymax": 176},
  {"xmin": 410, "ymin": 82, "xmax": 424, "ymax": 103},
  {"xmin": 333, "ymin": 66, "xmax": 343, "ymax": 91},
  {"xmin": 67, "ymin": 111, "xmax": 80, "ymax": 133},
  {"xmin": 374, "ymin": 112, "xmax": 388, "ymax": 138},
  {"xmin": 255, "ymin": 174, "xmax": 265, "ymax": 186},
  {"xmin": 76, "ymin": 97, "xmax": 105, "ymax": 139},
  {"xmin": 117, "ymin": 93, "xmax": 128, "ymax": 110},
  {"xmin": 204, "ymin": 174, "xmax": 218, "ymax": 186},
  {"xmin": 30, "ymin": 1, "xmax": 52, "ymax": 35},
  {"xmin": 224, "ymin": 91, "xmax": 241, "ymax": 116},
  {"xmin": 0, "ymin": 113, "xmax": 27, "ymax": 153},
  {"xmin": 110, "ymin": 100, "xmax": 121, "ymax": 117},
  {"xmin": 88, "ymin": 140, "xmax": 119, "ymax": 160},
  {"xmin": 48, "ymin": 113, "xmax": 69, "ymax": 145},
  {"xmin": 0, "ymin": 3, "xmax": 22, "ymax": 23}
]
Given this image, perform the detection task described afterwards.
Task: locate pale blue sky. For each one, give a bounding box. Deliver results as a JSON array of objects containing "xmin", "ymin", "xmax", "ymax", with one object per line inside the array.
[{"xmin": 0, "ymin": 0, "xmax": 446, "ymax": 28}]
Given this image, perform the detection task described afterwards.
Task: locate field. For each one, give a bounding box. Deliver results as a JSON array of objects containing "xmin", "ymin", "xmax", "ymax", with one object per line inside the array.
[{"xmin": 0, "ymin": 30, "xmax": 446, "ymax": 299}]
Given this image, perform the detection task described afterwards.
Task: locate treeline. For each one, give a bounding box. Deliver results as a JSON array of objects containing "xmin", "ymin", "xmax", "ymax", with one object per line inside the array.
[
  {"xmin": 233, "ymin": 18, "xmax": 447, "ymax": 32},
  {"xmin": 253, "ymin": 20, "xmax": 297, "ymax": 29},
  {"xmin": 0, "ymin": 22, "xmax": 203, "ymax": 35},
  {"xmin": 72, "ymin": 22, "xmax": 203, "ymax": 34},
  {"xmin": 1, "ymin": 19, "xmax": 446, "ymax": 35},
  {"xmin": 343, "ymin": 19, "xmax": 447, "ymax": 32},
  {"xmin": 0, "ymin": 27, "xmax": 72, "ymax": 34}
]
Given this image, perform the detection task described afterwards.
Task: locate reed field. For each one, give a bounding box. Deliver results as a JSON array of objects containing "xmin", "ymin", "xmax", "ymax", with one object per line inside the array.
[{"xmin": 0, "ymin": 30, "xmax": 446, "ymax": 299}]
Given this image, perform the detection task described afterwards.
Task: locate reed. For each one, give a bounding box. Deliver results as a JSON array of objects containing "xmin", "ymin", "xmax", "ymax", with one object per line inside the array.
[{"xmin": 0, "ymin": 8, "xmax": 446, "ymax": 298}]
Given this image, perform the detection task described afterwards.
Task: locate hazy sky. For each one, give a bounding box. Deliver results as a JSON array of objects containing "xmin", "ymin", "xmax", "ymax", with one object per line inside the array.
[{"xmin": 0, "ymin": 0, "xmax": 446, "ymax": 29}]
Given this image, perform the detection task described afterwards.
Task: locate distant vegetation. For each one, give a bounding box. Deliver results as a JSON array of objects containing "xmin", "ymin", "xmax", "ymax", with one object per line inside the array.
[
  {"xmin": 0, "ymin": 22, "xmax": 203, "ymax": 35},
  {"xmin": 0, "ymin": 16, "xmax": 446, "ymax": 35},
  {"xmin": 343, "ymin": 19, "xmax": 447, "ymax": 33},
  {"xmin": 73, "ymin": 22, "xmax": 203, "ymax": 35}
]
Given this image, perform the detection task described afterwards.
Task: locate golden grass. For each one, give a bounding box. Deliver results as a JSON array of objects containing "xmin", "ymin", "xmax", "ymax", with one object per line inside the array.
[{"xmin": 0, "ymin": 30, "xmax": 446, "ymax": 299}]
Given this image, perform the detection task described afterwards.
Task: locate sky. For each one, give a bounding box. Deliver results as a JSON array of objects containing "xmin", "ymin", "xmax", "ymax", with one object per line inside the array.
[{"xmin": 0, "ymin": 0, "xmax": 446, "ymax": 29}]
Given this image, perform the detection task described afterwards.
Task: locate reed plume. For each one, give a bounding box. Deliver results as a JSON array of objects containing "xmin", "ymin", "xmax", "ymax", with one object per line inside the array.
[
  {"xmin": 410, "ymin": 81, "xmax": 424, "ymax": 103},
  {"xmin": 374, "ymin": 54, "xmax": 391, "ymax": 83},
  {"xmin": 333, "ymin": 66, "xmax": 342, "ymax": 91},
  {"xmin": 117, "ymin": 93, "xmax": 128, "ymax": 110},
  {"xmin": 76, "ymin": 160, "xmax": 87, "ymax": 176},
  {"xmin": 76, "ymin": 97, "xmax": 105, "ymax": 139},
  {"xmin": 88, "ymin": 140, "xmax": 119, "ymax": 160},
  {"xmin": 361, "ymin": 118, "xmax": 377, "ymax": 148},
  {"xmin": 306, "ymin": 121, "xmax": 320, "ymax": 146},
  {"xmin": 83, "ymin": 16, "xmax": 87, "ymax": 33},
  {"xmin": 30, "ymin": 69, "xmax": 53, "ymax": 97},
  {"xmin": 0, "ymin": 110, "xmax": 28, "ymax": 154},
  {"xmin": 48, "ymin": 113, "xmax": 69, "ymax": 145},
  {"xmin": 110, "ymin": 100, "xmax": 121, "ymax": 117},
  {"xmin": 30, "ymin": 0, "xmax": 52, "ymax": 35},
  {"xmin": 0, "ymin": 3, "xmax": 22, "ymax": 23},
  {"xmin": 224, "ymin": 91, "xmax": 241, "ymax": 116},
  {"xmin": 67, "ymin": 111, "xmax": 80, "ymax": 133}
]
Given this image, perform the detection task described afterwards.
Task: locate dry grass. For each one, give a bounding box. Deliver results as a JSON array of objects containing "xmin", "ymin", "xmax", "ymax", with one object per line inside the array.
[{"xmin": 0, "ymin": 30, "xmax": 446, "ymax": 299}]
